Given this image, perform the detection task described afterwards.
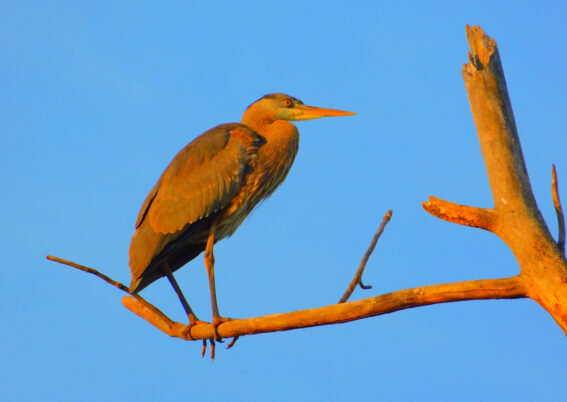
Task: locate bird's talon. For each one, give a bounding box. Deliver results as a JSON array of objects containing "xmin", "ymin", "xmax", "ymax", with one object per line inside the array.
[
  {"xmin": 182, "ymin": 325, "xmax": 195, "ymax": 341},
  {"xmin": 183, "ymin": 319, "xmax": 210, "ymax": 341},
  {"xmin": 227, "ymin": 335, "xmax": 240, "ymax": 349},
  {"xmin": 212, "ymin": 316, "xmax": 233, "ymax": 341},
  {"xmin": 210, "ymin": 339, "xmax": 216, "ymax": 360}
]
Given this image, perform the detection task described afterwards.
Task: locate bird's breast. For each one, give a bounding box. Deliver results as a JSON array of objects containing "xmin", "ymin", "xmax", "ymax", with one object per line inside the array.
[{"xmin": 217, "ymin": 124, "xmax": 299, "ymax": 238}]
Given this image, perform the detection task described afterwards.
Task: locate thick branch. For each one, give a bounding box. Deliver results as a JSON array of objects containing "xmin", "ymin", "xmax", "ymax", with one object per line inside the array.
[
  {"xmin": 463, "ymin": 26, "xmax": 567, "ymax": 332},
  {"xmin": 47, "ymin": 254, "xmax": 526, "ymax": 341},
  {"xmin": 424, "ymin": 26, "xmax": 567, "ymax": 334},
  {"xmin": 463, "ymin": 26, "xmax": 538, "ymax": 214},
  {"xmin": 122, "ymin": 276, "xmax": 526, "ymax": 340}
]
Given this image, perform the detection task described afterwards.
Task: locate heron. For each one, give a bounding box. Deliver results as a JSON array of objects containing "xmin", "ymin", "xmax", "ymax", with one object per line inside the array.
[{"xmin": 128, "ymin": 93, "xmax": 355, "ymax": 339}]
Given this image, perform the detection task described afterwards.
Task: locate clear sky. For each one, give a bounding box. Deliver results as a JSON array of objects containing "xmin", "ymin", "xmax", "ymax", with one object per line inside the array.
[{"xmin": 2, "ymin": 1, "xmax": 567, "ymax": 401}]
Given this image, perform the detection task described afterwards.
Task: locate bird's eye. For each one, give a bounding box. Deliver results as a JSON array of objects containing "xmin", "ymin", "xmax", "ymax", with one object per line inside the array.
[{"xmin": 284, "ymin": 99, "xmax": 293, "ymax": 107}]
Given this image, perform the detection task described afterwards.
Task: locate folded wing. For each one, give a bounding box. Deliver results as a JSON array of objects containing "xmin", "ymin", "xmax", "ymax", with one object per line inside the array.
[{"xmin": 129, "ymin": 123, "xmax": 263, "ymax": 291}]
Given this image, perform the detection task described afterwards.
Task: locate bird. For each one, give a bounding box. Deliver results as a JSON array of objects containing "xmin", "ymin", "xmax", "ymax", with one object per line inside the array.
[{"xmin": 128, "ymin": 93, "xmax": 355, "ymax": 339}]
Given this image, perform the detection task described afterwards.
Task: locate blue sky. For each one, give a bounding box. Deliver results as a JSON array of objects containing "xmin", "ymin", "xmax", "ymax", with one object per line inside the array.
[{"xmin": 2, "ymin": 1, "xmax": 567, "ymax": 401}]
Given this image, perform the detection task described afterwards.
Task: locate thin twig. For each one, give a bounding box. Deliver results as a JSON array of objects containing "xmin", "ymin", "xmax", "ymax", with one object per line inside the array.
[
  {"xmin": 46, "ymin": 254, "xmax": 221, "ymax": 358},
  {"xmin": 339, "ymin": 210, "xmax": 393, "ymax": 303},
  {"xmin": 46, "ymin": 255, "xmax": 130, "ymax": 292},
  {"xmin": 552, "ymin": 164, "xmax": 565, "ymax": 253}
]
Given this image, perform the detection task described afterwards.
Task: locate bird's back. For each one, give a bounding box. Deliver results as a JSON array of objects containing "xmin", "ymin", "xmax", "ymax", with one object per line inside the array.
[{"xmin": 128, "ymin": 123, "xmax": 266, "ymax": 293}]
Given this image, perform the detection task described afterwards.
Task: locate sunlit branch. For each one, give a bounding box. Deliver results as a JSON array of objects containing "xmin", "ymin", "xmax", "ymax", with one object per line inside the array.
[
  {"xmin": 47, "ymin": 253, "xmax": 526, "ymax": 342},
  {"xmin": 122, "ymin": 276, "xmax": 526, "ymax": 341},
  {"xmin": 46, "ymin": 255, "xmax": 129, "ymax": 293},
  {"xmin": 424, "ymin": 25, "xmax": 567, "ymax": 334}
]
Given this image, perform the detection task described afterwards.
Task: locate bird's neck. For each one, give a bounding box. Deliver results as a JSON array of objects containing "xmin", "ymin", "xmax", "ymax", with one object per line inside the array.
[
  {"xmin": 241, "ymin": 107, "xmax": 298, "ymax": 142},
  {"xmin": 240, "ymin": 109, "xmax": 274, "ymax": 135}
]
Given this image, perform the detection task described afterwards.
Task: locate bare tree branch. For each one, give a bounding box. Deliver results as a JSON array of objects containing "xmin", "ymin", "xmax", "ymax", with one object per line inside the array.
[
  {"xmin": 46, "ymin": 255, "xmax": 129, "ymax": 293},
  {"xmin": 425, "ymin": 25, "xmax": 567, "ymax": 334},
  {"xmin": 422, "ymin": 197, "xmax": 497, "ymax": 231},
  {"xmin": 47, "ymin": 253, "xmax": 525, "ymax": 341},
  {"xmin": 121, "ymin": 277, "xmax": 526, "ymax": 341},
  {"xmin": 339, "ymin": 210, "xmax": 392, "ymax": 303}
]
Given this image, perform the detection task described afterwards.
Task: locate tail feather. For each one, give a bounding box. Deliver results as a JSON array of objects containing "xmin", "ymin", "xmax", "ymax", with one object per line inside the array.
[
  {"xmin": 128, "ymin": 215, "xmax": 217, "ymax": 294},
  {"xmin": 129, "ymin": 242, "xmax": 206, "ymax": 293}
]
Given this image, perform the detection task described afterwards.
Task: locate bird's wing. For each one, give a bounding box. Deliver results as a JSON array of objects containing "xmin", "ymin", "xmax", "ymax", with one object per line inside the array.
[
  {"xmin": 137, "ymin": 123, "xmax": 261, "ymax": 235},
  {"xmin": 135, "ymin": 177, "xmax": 161, "ymax": 229}
]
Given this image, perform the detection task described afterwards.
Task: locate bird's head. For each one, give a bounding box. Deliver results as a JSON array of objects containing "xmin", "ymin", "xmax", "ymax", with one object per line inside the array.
[{"xmin": 242, "ymin": 93, "xmax": 355, "ymax": 128}]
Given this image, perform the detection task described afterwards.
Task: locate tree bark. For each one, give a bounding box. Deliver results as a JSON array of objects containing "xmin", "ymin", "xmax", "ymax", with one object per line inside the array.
[
  {"xmin": 424, "ymin": 25, "xmax": 567, "ymax": 333},
  {"xmin": 121, "ymin": 277, "xmax": 525, "ymax": 340}
]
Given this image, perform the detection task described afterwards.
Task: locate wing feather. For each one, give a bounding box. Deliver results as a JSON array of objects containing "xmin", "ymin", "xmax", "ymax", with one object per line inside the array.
[{"xmin": 140, "ymin": 124, "xmax": 257, "ymax": 234}]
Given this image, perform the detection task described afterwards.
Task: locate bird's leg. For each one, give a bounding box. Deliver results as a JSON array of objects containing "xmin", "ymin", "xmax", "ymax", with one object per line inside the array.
[
  {"xmin": 162, "ymin": 262, "xmax": 207, "ymax": 339},
  {"xmin": 204, "ymin": 221, "xmax": 231, "ymax": 341}
]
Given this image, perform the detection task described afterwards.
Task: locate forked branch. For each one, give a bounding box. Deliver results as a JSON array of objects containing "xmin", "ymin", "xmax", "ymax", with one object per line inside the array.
[{"xmin": 424, "ymin": 25, "xmax": 567, "ymax": 333}]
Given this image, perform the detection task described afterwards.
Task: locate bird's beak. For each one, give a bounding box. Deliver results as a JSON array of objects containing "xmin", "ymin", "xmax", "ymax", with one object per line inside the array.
[{"xmin": 289, "ymin": 104, "xmax": 356, "ymax": 121}]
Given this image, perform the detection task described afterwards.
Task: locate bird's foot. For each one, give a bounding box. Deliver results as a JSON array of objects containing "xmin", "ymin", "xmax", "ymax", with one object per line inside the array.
[
  {"xmin": 200, "ymin": 316, "xmax": 232, "ymax": 360},
  {"xmin": 182, "ymin": 319, "xmax": 209, "ymax": 341},
  {"xmin": 202, "ymin": 335, "xmax": 239, "ymax": 360},
  {"xmin": 226, "ymin": 335, "xmax": 240, "ymax": 349},
  {"xmin": 212, "ymin": 316, "xmax": 232, "ymax": 342},
  {"xmin": 195, "ymin": 317, "xmax": 235, "ymax": 360}
]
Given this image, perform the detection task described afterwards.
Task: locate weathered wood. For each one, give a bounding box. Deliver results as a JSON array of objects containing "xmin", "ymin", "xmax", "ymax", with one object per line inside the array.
[
  {"xmin": 122, "ymin": 276, "xmax": 526, "ymax": 340},
  {"xmin": 425, "ymin": 25, "xmax": 567, "ymax": 333}
]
